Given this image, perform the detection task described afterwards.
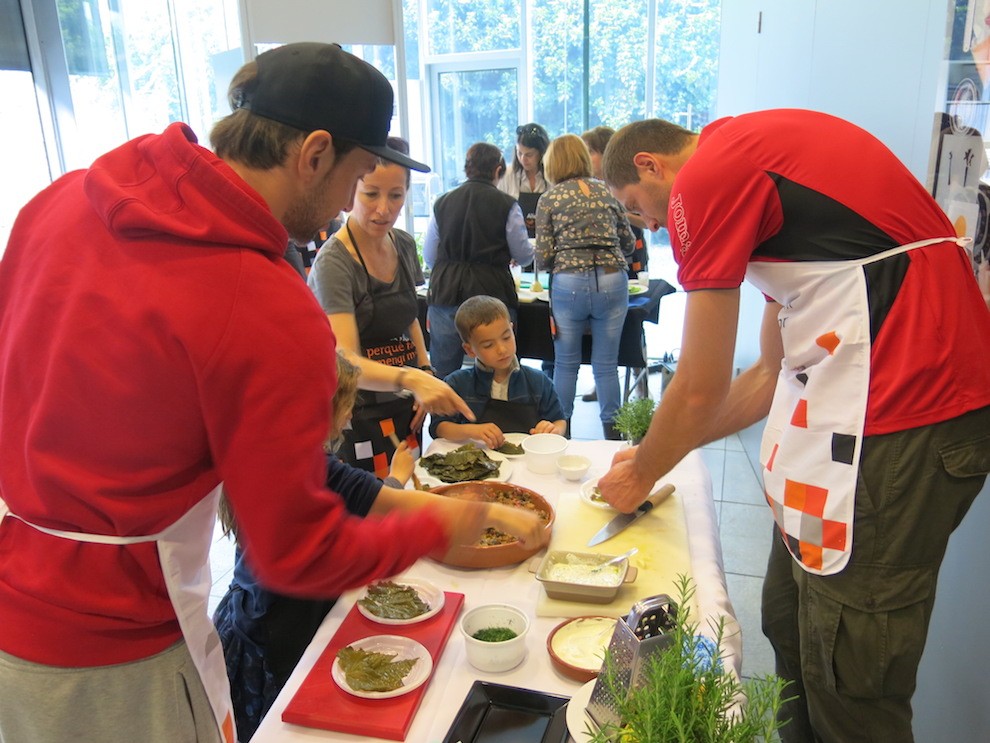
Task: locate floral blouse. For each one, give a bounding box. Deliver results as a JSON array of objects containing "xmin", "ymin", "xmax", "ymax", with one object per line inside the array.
[{"xmin": 534, "ymin": 177, "xmax": 634, "ymax": 274}]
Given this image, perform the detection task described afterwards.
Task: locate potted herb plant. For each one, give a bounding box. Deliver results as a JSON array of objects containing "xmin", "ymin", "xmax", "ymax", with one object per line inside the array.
[
  {"xmin": 587, "ymin": 575, "xmax": 790, "ymax": 743},
  {"xmin": 611, "ymin": 397, "xmax": 656, "ymax": 445}
]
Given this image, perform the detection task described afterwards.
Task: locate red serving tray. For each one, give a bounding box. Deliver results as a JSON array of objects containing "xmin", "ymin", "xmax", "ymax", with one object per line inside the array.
[{"xmin": 281, "ymin": 591, "xmax": 465, "ymax": 740}]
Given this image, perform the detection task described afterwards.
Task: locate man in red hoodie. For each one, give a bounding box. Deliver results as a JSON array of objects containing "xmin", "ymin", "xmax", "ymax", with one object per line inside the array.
[{"xmin": 0, "ymin": 43, "xmax": 545, "ymax": 743}]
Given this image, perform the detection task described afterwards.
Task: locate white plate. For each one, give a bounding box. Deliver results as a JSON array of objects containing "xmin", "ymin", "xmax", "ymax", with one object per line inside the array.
[
  {"xmin": 628, "ymin": 283, "xmax": 648, "ymax": 296},
  {"xmin": 517, "ymin": 288, "xmax": 538, "ymax": 303},
  {"xmin": 331, "ymin": 635, "xmax": 433, "ymax": 700},
  {"xmin": 415, "ymin": 448, "xmax": 513, "ymax": 488},
  {"xmin": 579, "ymin": 477, "xmax": 616, "ymax": 511},
  {"xmin": 492, "ymin": 432, "xmax": 529, "ymax": 458},
  {"xmin": 566, "ymin": 679, "xmax": 598, "ymax": 743},
  {"xmin": 533, "ymin": 289, "xmax": 550, "ymax": 302},
  {"xmin": 356, "ymin": 578, "xmax": 445, "ymax": 625}
]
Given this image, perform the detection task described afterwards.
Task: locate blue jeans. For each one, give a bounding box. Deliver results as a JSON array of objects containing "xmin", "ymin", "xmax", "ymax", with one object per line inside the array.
[
  {"xmin": 550, "ymin": 269, "xmax": 628, "ymax": 422},
  {"xmin": 428, "ymin": 304, "xmax": 517, "ymax": 380},
  {"xmin": 426, "ymin": 305, "xmax": 464, "ymax": 380}
]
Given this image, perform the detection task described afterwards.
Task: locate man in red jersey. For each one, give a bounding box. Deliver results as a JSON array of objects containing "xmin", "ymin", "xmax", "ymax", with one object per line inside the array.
[
  {"xmin": 599, "ymin": 111, "xmax": 990, "ymax": 742},
  {"xmin": 0, "ymin": 43, "xmax": 543, "ymax": 743}
]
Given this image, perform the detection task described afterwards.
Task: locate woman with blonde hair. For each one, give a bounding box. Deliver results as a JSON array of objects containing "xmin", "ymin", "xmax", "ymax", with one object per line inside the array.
[{"xmin": 535, "ymin": 134, "xmax": 635, "ymax": 439}]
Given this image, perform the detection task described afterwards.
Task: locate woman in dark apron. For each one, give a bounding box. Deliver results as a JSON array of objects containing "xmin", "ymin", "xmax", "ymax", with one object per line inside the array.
[{"xmin": 308, "ymin": 139, "xmax": 437, "ymax": 477}]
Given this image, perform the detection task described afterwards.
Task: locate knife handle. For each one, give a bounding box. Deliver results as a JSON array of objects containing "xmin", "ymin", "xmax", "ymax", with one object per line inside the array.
[{"xmin": 639, "ymin": 484, "xmax": 676, "ymax": 514}]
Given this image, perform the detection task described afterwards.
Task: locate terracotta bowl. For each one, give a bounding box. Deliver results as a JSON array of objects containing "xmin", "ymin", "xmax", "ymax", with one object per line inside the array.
[
  {"xmin": 546, "ymin": 615, "xmax": 620, "ymax": 683},
  {"xmin": 429, "ymin": 481, "xmax": 555, "ymax": 569}
]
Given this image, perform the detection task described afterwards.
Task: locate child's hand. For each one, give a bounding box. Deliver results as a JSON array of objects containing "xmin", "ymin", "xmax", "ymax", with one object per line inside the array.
[
  {"xmin": 530, "ymin": 420, "xmax": 560, "ymax": 435},
  {"xmin": 389, "ymin": 442, "xmax": 415, "ymax": 485},
  {"xmin": 467, "ymin": 423, "xmax": 505, "ymax": 450}
]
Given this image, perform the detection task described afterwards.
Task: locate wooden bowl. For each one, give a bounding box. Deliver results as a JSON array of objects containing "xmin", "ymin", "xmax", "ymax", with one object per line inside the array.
[
  {"xmin": 429, "ymin": 481, "xmax": 554, "ymax": 569},
  {"xmin": 546, "ymin": 615, "xmax": 620, "ymax": 683}
]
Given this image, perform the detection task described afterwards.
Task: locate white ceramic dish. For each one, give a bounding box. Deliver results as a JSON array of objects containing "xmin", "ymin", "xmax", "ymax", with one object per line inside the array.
[
  {"xmin": 460, "ymin": 603, "xmax": 530, "ymax": 672},
  {"xmin": 521, "ymin": 433, "xmax": 568, "ymax": 474},
  {"xmin": 356, "ymin": 578, "xmax": 445, "ymax": 626},
  {"xmin": 414, "ymin": 448, "xmax": 512, "ymax": 488},
  {"xmin": 628, "ymin": 283, "xmax": 648, "ymax": 296},
  {"xmin": 566, "ymin": 679, "xmax": 598, "ymax": 743},
  {"xmin": 579, "ymin": 478, "xmax": 616, "ymax": 511},
  {"xmin": 557, "ymin": 454, "xmax": 591, "ymax": 481},
  {"xmin": 331, "ymin": 635, "xmax": 433, "ymax": 699}
]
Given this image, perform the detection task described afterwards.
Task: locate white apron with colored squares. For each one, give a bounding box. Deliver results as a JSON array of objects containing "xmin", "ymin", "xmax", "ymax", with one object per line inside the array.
[
  {"xmin": 0, "ymin": 488, "xmax": 236, "ymax": 742},
  {"xmin": 745, "ymin": 236, "xmax": 964, "ymax": 575}
]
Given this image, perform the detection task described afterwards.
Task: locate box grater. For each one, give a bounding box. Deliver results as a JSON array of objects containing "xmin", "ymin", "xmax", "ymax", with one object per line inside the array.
[{"xmin": 586, "ymin": 594, "xmax": 678, "ymax": 732}]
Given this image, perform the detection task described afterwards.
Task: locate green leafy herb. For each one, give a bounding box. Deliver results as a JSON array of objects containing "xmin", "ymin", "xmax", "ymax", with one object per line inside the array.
[
  {"xmin": 472, "ymin": 626, "xmax": 518, "ymax": 642},
  {"xmin": 587, "ymin": 575, "xmax": 792, "ymax": 743},
  {"xmin": 496, "ymin": 441, "xmax": 524, "ymax": 455},
  {"xmin": 358, "ymin": 581, "xmax": 430, "ymax": 620},
  {"xmin": 420, "ymin": 444, "xmax": 501, "ymax": 483},
  {"xmin": 336, "ymin": 646, "xmax": 417, "ymax": 692},
  {"xmin": 612, "ymin": 397, "xmax": 656, "ymax": 443}
]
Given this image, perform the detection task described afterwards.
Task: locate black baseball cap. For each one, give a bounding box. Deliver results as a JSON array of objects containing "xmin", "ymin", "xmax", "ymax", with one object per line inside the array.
[{"xmin": 237, "ymin": 42, "xmax": 430, "ymax": 172}]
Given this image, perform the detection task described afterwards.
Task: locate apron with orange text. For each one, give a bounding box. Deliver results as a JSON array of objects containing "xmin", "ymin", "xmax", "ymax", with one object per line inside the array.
[
  {"xmin": 0, "ymin": 489, "xmax": 235, "ymax": 743},
  {"xmin": 746, "ymin": 236, "xmax": 965, "ymax": 575}
]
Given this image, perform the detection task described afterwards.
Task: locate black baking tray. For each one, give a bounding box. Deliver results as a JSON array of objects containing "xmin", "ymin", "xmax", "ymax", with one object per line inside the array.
[{"xmin": 442, "ymin": 680, "xmax": 571, "ymax": 743}]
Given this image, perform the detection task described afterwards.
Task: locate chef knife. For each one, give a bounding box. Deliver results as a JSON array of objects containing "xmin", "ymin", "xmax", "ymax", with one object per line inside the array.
[{"xmin": 587, "ymin": 484, "xmax": 676, "ymax": 547}]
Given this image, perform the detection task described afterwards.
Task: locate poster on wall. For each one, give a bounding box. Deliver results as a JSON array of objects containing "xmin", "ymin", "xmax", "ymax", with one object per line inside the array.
[{"xmin": 940, "ymin": 1, "xmax": 990, "ymax": 301}]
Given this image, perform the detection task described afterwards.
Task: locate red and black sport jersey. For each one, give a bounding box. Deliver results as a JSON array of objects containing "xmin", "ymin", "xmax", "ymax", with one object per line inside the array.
[{"xmin": 670, "ymin": 109, "xmax": 990, "ymax": 435}]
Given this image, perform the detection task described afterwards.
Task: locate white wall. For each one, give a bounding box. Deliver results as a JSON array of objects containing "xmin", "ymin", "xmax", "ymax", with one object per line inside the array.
[
  {"xmin": 717, "ymin": 0, "xmax": 951, "ymax": 370},
  {"xmin": 721, "ymin": 3, "xmax": 990, "ymax": 737}
]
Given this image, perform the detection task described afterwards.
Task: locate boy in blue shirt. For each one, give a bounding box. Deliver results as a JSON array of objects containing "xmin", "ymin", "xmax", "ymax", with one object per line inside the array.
[{"xmin": 429, "ymin": 295, "xmax": 566, "ymax": 447}]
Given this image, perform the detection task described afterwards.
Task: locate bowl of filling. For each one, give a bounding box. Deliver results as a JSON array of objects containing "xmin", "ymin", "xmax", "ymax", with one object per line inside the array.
[
  {"xmin": 531, "ymin": 549, "xmax": 637, "ymax": 603},
  {"xmin": 460, "ymin": 603, "xmax": 530, "ymax": 672},
  {"xmin": 429, "ymin": 481, "xmax": 554, "ymax": 569}
]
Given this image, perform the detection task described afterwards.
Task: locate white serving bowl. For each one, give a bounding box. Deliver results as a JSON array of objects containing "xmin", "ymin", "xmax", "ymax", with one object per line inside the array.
[
  {"xmin": 522, "ymin": 433, "xmax": 568, "ymax": 474},
  {"xmin": 460, "ymin": 603, "xmax": 530, "ymax": 672},
  {"xmin": 556, "ymin": 454, "xmax": 591, "ymax": 481}
]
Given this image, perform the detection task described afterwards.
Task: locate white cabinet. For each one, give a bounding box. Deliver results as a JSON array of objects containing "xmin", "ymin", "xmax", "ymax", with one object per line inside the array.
[{"xmin": 717, "ymin": 0, "xmax": 949, "ymax": 179}]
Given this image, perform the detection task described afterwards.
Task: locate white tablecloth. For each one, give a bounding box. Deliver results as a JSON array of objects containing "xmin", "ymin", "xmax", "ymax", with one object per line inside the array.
[{"xmin": 253, "ymin": 441, "xmax": 740, "ymax": 742}]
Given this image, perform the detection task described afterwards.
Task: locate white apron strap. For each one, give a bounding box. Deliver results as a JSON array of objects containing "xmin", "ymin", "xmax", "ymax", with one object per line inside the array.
[{"xmin": 0, "ymin": 490, "xmax": 235, "ymax": 743}]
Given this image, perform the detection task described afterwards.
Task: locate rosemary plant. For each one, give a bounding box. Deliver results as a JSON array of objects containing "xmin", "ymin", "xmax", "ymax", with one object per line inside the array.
[
  {"xmin": 586, "ymin": 575, "xmax": 790, "ymax": 743},
  {"xmin": 612, "ymin": 397, "xmax": 656, "ymax": 444}
]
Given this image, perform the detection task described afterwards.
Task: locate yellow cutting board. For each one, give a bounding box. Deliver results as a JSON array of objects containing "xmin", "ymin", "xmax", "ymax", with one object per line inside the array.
[{"xmin": 536, "ymin": 488, "xmax": 693, "ymax": 619}]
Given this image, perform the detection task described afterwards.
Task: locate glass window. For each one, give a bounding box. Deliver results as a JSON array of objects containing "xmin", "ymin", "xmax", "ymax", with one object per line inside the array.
[
  {"xmin": 0, "ymin": 68, "xmax": 51, "ymax": 259},
  {"xmin": 590, "ymin": 0, "xmax": 650, "ymax": 127},
  {"xmin": 653, "ymin": 0, "xmax": 721, "ymax": 130},
  {"xmin": 435, "ymin": 68, "xmax": 519, "ymax": 190},
  {"xmin": 425, "ymin": 0, "xmax": 520, "ymax": 55},
  {"xmin": 55, "ymin": 0, "xmax": 189, "ymax": 168},
  {"xmin": 530, "ymin": 0, "xmax": 586, "ymax": 136}
]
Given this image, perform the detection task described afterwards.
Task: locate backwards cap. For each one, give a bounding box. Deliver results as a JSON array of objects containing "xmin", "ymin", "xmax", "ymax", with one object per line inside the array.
[{"xmin": 237, "ymin": 42, "xmax": 429, "ymax": 172}]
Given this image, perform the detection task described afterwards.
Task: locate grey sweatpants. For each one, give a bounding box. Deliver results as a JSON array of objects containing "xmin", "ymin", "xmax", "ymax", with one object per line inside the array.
[{"xmin": 0, "ymin": 639, "xmax": 222, "ymax": 743}]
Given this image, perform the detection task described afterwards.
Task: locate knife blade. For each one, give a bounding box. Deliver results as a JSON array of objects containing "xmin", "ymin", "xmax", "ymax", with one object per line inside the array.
[{"xmin": 587, "ymin": 484, "xmax": 676, "ymax": 547}]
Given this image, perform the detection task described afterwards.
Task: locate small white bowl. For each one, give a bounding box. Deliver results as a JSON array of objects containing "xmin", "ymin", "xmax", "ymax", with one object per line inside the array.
[
  {"xmin": 556, "ymin": 454, "xmax": 591, "ymax": 481},
  {"xmin": 522, "ymin": 433, "xmax": 568, "ymax": 474},
  {"xmin": 460, "ymin": 603, "xmax": 530, "ymax": 672}
]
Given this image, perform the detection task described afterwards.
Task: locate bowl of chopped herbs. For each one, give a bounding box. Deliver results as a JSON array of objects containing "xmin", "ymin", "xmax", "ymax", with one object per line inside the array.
[{"xmin": 460, "ymin": 603, "xmax": 530, "ymax": 672}]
